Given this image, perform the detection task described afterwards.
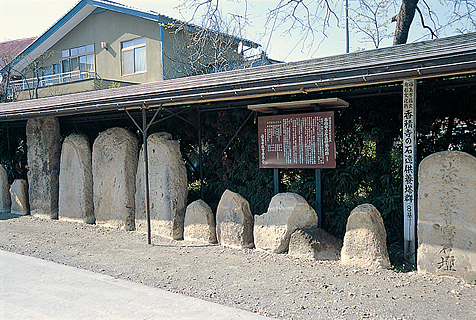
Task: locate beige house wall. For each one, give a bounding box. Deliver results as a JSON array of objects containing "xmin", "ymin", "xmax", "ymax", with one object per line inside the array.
[
  {"xmin": 29, "ymin": 9, "xmax": 163, "ymax": 85},
  {"xmin": 161, "ymin": 26, "xmax": 242, "ymax": 79},
  {"xmin": 17, "ymin": 8, "xmax": 246, "ymax": 99}
]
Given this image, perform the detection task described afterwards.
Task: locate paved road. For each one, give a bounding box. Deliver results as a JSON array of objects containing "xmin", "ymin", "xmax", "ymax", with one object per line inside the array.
[{"xmin": 0, "ymin": 250, "xmax": 269, "ymax": 319}]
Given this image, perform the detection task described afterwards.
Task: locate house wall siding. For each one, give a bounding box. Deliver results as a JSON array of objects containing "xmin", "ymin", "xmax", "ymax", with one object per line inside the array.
[
  {"xmin": 161, "ymin": 26, "xmax": 241, "ymax": 79},
  {"xmin": 34, "ymin": 9, "xmax": 164, "ymax": 84}
]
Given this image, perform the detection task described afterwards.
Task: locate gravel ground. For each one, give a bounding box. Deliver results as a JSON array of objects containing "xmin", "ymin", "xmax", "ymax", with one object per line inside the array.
[{"xmin": 1, "ymin": 212, "xmax": 475, "ymax": 320}]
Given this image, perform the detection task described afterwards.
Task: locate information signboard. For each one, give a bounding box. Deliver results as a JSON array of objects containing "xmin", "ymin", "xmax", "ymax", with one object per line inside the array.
[{"xmin": 258, "ymin": 111, "xmax": 336, "ymax": 169}]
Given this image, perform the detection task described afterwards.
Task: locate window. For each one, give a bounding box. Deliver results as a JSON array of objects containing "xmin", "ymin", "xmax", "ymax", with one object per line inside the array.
[
  {"xmin": 121, "ymin": 37, "xmax": 146, "ymax": 75},
  {"xmin": 41, "ymin": 66, "xmax": 52, "ymax": 77},
  {"xmin": 53, "ymin": 64, "xmax": 61, "ymax": 74},
  {"xmin": 61, "ymin": 44, "xmax": 95, "ymax": 73},
  {"xmin": 62, "ymin": 59, "xmax": 70, "ymax": 73}
]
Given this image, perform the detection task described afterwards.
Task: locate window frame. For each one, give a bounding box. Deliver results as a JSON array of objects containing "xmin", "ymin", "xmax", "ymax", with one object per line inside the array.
[
  {"xmin": 121, "ymin": 37, "xmax": 147, "ymax": 76},
  {"xmin": 60, "ymin": 44, "xmax": 95, "ymax": 73}
]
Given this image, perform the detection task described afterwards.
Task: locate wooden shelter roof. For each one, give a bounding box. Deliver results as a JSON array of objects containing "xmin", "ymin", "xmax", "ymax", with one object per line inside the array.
[{"xmin": 1, "ymin": 32, "xmax": 476, "ymax": 121}]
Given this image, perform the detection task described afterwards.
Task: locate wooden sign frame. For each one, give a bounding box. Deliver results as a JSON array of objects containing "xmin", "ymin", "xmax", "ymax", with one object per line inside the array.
[{"xmin": 258, "ymin": 111, "xmax": 336, "ymax": 169}]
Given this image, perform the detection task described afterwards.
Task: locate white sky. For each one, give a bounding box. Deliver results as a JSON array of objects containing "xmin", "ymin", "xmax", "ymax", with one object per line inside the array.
[{"xmin": 0, "ymin": 0, "xmax": 467, "ymax": 62}]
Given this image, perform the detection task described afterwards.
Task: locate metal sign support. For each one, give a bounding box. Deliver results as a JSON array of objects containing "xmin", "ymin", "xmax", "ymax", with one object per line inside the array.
[
  {"xmin": 315, "ymin": 169, "xmax": 322, "ymax": 228},
  {"xmin": 125, "ymin": 106, "xmax": 160, "ymax": 245},
  {"xmin": 198, "ymin": 110, "xmax": 204, "ymax": 199},
  {"xmin": 273, "ymin": 169, "xmax": 279, "ymax": 194},
  {"xmin": 403, "ymin": 79, "xmax": 417, "ymax": 263}
]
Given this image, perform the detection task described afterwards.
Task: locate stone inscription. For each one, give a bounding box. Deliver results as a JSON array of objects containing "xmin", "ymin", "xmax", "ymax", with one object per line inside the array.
[
  {"xmin": 434, "ymin": 161, "xmax": 458, "ymax": 272},
  {"xmin": 418, "ymin": 151, "xmax": 476, "ymax": 281}
]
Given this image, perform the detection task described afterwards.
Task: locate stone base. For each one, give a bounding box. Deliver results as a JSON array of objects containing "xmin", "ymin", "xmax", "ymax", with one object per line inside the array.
[
  {"xmin": 254, "ymin": 225, "xmax": 287, "ymax": 253},
  {"xmin": 136, "ymin": 219, "xmax": 173, "ymax": 239},
  {"xmin": 289, "ymin": 228, "xmax": 342, "ymax": 261},
  {"xmin": 31, "ymin": 210, "xmax": 56, "ymax": 220}
]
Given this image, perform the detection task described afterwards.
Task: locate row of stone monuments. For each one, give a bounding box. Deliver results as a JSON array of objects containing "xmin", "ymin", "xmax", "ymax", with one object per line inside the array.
[
  {"xmin": 8, "ymin": 118, "xmax": 188, "ymax": 240},
  {"xmin": 6, "ymin": 116, "xmax": 475, "ymax": 282},
  {"xmin": 204, "ymin": 189, "xmax": 390, "ymax": 270},
  {"xmin": 198, "ymin": 149, "xmax": 476, "ymax": 282}
]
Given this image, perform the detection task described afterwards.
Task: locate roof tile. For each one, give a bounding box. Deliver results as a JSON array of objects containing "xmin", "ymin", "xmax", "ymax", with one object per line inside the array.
[{"xmin": 0, "ymin": 37, "xmax": 37, "ymax": 69}]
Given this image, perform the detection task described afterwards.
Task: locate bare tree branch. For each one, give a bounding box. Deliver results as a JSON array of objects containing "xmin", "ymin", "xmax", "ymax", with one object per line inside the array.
[
  {"xmin": 180, "ymin": 0, "xmax": 476, "ymax": 57},
  {"xmin": 415, "ymin": 5, "xmax": 437, "ymax": 39}
]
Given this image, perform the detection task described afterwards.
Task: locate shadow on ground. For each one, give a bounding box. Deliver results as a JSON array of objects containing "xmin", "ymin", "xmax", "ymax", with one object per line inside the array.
[{"xmin": 0, "ymin": 212, "xmax": 22, "ymax": 221}]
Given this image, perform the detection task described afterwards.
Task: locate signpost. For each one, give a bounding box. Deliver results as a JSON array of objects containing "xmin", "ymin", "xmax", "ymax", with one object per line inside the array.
[
  {"xmin": 258, "ymin": 111, "xmax": 336, "ymax": 227},
  {"xmin": 258, "ymin": 111, "xmax": 336, "ymax": 169},
  {"xmin": 403, "ymin": 79, "xmax": 417, "ymax": 263}
]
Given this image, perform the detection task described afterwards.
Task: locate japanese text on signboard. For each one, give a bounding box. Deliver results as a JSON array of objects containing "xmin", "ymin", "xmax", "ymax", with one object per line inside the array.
[
  {"xmin": 258, "ymin": 112, "xmax": 336, "ymax": 169},
  {"xmin": 403, "ymin": 80, "xmax": 416, "ymax": 224}
]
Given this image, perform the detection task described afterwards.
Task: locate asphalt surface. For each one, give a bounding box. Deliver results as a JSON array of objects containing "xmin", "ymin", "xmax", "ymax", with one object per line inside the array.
[{"xmin": 0, "ymin": 250, "xmax": 270, "ymax": 319}]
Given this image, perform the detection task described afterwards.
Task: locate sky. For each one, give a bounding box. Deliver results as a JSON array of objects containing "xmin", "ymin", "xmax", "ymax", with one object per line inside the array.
[{"xmin": 0, "ymin": 0, "xmax": 468, "ymax": 62}]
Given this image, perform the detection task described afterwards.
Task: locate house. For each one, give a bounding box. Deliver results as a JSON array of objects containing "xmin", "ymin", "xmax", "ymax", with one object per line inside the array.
[
  {"xmin": 0, "ymin": 37, "xmax": 37, "ymax": 102},
  {"xmin": 0, "ymin": 37, "xmax": 37, "ymax": 70},
  {"xmin": 1, "ymin": 0, "xmax": 262, "ymax": 101}
]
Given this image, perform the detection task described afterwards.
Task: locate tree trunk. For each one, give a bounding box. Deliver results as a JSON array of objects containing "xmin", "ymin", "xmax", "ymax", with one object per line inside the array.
[{"xmin": 393, "ymin": 0, "xmax": 419, "ymax": 45}]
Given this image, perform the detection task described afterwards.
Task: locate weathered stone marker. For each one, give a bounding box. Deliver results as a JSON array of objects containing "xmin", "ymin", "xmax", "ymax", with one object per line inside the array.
[
  {"xmin": 0, "ymin": 165, "xmax": 11, "ymax": 212},
  {"xmin": 184, "ymin": 199, "xmax": 217, "ymax": 243},
  {"xmin": 341, "ymin": 204, "xmax": 390, "ymax": 269},
  {"xmin": 93, "ymin": 127, "xmax": 137, "ymax": 230},
  {"xmin": 288, "ymin": 227, "xmax": 342, "ymax": 261},
  {"xmin": 216, "ymin": 189, "xmax": 254, "ymax": 249},
  {"xmin": 135, "ymin": 132, "xmax": 187, "ymax": 240},
  {"xmin": 254, "ymin": 193, "xmax": 318, "ymax": 253},
  {"xmin": 26, "ymin": 117, "xmax": 61, "ymax": 219},
  {"xmin": 418, "ymin": 151, "xmax": 476, "ymax": 281},
  {"xmin": 10, "ymin": 179, "xmax": 29, "ymax": 215},
  {"xmin": 59, "ymin": 134, "xmax": 94, "ymax": 224}
]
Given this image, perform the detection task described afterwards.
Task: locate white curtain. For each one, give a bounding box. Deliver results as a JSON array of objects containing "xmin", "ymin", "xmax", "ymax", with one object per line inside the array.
[{"xmin": 134, "ymin": 46, "xmax": 146, "ymax": 72}]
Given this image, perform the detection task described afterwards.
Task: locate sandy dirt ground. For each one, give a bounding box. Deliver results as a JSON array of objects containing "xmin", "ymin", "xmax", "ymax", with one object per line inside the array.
[{"xmin": 1, "ymin": 213, "xmax": 475, "ymax": 320}]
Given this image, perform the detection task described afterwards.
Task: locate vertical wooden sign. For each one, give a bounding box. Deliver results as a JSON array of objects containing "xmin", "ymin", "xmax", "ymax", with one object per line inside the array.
[{"xmin": 403, "ymin": 79, "xmax": 417, "ymax": 263}]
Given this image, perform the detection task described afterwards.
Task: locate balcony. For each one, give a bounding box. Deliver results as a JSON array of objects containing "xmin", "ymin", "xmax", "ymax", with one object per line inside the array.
[{"xmin": 8, "ymin": 70, "xmax": 97, "ymax": 99}]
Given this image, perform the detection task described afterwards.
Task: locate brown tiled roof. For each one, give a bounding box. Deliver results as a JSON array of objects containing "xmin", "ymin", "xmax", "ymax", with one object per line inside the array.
[
  {"xmin": 0, "ymin": 37, "xmax": 37, "ymax": 69},
  {"xmin": 1, "ymin": 32, "xmax": 476, "ymax": 121}
]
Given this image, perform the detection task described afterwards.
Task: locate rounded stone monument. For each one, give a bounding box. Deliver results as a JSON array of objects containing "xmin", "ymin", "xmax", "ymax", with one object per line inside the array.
[
  {"xmin": 10, "ymin": 179, "xmax": 29, "ymax": 215},
  {"xmin": 418, "ymin": 151, "xmax": 476, "ymax": 281},
  {"xmin": 59, "ymin": 134, "xmax": 94, "ymax": 224},
  {"xmin": 340, "ymin": 203, "xmax": 390, "ymax": 269},
  {"xmin": 216, "ymin": 189, "xmax": 254, "ymax": 249},
  {"xmin": 184, "ymin": 199, "xmax": 217, "ymax": 243},
  {"xmin": 93, "ymin": 127, "xmax": 138, "ymax": 230},
  {"xmin": 26, "ymin": 116, "xmax": 61, "ymax": 219},
  {"xmin": 254, "ymin": 193, "xmax": 318, "ymax": 253},
  {"xmin": 135, "ymin": 132, "xmax": 187, "ymax": 240},
  {"xmin": 0, "ymin": 165, "xmax": 11, "ymax": 213}
]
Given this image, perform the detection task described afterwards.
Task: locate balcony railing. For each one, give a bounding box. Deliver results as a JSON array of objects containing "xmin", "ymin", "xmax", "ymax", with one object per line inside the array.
[{"xmin": 9, "ymin": 70, "xmax": 97, "ymax": 93}]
